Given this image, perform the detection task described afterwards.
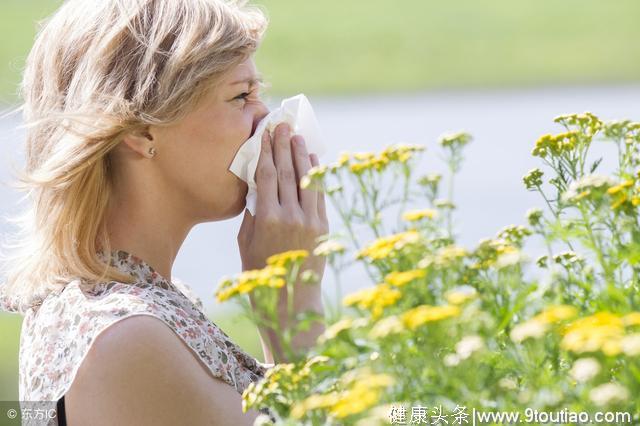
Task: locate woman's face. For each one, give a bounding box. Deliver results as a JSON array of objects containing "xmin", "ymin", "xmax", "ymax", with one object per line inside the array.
[{"xmin": 147, "ymin": 56, "xmax": 269, "ymax": 223}]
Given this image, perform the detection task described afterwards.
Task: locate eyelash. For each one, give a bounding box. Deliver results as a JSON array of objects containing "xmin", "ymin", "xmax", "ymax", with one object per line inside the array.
[
  {"xmin": 234, "ymin": 88, "xmax": 261, "ymax": 103},
  {"xmin": 234, "ymin": 92, "xmax": 251, "ymax": 102}
]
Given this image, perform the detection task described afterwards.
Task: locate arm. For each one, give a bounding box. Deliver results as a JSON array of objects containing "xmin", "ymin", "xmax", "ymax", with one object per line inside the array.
[{"xmin": 65, "ymin": 315, "xmax": 262, "ymax": 426}]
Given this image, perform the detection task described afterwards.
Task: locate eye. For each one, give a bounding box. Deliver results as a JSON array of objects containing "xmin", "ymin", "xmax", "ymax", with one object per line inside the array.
[{"xmin": 234, "ymin": 92, "xmax": 251, "ymax": 102}]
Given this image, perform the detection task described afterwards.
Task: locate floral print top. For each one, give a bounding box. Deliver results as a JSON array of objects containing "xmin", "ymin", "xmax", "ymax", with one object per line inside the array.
[{"xmin": 0, "ymin": 249, "xmax": 276, "ymax": 425}]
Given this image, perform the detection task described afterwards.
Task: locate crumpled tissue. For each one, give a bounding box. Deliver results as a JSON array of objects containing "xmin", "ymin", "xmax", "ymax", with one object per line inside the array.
[{"xmin": 228, "ymin": 93, "xmax": 326, "ymax": 216}]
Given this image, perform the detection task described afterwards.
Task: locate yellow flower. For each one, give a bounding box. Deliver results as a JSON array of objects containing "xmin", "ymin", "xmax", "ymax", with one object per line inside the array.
[
  {"xmin": 623, "ymin": 312, "xmax": 640, "ymax": 326},
  {"xmin": 554, "ymin": 112, "xmax": 602, "ymax": 136},
  {"xmin": 349, "ymin": 161, "xmax": 371, "ymax": 174},
  {"xmin": 214, "ymin": 265, "xmax": 287, "ymax": 302},
  {"xmin": 215, "ymin": 286, "xmax": 237, "ymax": 303},
  {"xmin": 328, "ymin": 151, "xmax": 352, "ymax": 170},
  {"xmin": 384, "ymin": 269, "xmax": 426, "ymax": 287},
  {"xmin": 291, "ymin": 369, "xmax": 395, "ymax": 420},
  {"xmin": 337, "ymin": 151, "xmax": 351, "ymax": 166},
  {"xmin": 445, "ymin": 286, "xmax": 477, "ymax": 305},
  {"xmin": 401, "ymin": 208, "xmax": 438, "ymax": 222},
  {"xmin": 353, "ymin": 152, "xmax": 375, "ymax": 161},
  {"xmin": 329, "ymin": 385, "xmax": 382, "ymax": 418},
  {"xmin": 609, "ymin": 191, "xmax": 628, "ymax": 210},
  {"xmin": 607, "ymin": 179, "xmax": 634, "ymax": 195},
  {"xmin": 370, "ymin": 155, "xmax": 390, "ymax": 171},
  {"xmin": 330, "ymin": 370, "xmax": 395, "ymax": 418},
  {"xmin": 382, "ymin": 143, "xmax": 426, "ymax": 163},
  {"xmin": 401, "ymin": 304, "xmax": 460, "ymax": 330},
  {"xmin": 561, "ymin": 312, "xmax": 625, "ymax": 356},
  {"xmin": 266, "ymin": 249, "xmax": 309, "ymax": 267},
  {"xmin": 343, "ymin": 283, "xmax": 402, "ymax": 319},
  {"xmin": 238, "ymin": 265, "xmax": 287, "ymax": 287},
  {"xmin": 532, "ymin": 305, "xmax": 578, "ymax": 324},
  {"xmin": 300, "ymin": 164, "xmax": 328, "ymax": 189},
  {"xmin": 291, "ymin": 393, "xmax": 338, "ymax": 419},
  {"xmin": 214, "ymin": 277, "xmax": 237, "ymax": 302},
  {"xmin": 356, "ymin": 230, "xmax": 422, "ymax": 260},
  {"xmin": 509, "ymin": 305, "xmax": 576, "ymax": 344}
]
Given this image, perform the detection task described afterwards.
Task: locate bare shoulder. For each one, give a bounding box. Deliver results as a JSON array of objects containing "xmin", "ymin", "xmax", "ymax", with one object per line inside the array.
[{"xmin": 65, "ymin": 314, "xmax": 261, "ymax": 426}]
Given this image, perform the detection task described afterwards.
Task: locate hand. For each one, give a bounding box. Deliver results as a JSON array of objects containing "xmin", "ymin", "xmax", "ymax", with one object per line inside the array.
[
  {"xmin": 237, "ymin": 122, "xmax": 329, "ymax": 363},
  {"xmin": 237, "ymin": 122, "xmax": 329, "ymax": 277}
]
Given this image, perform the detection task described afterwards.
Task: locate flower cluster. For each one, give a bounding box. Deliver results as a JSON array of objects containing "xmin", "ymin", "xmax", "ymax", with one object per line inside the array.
[
  {"xmin": 561, "ymin": 311, "xmax": 640, "ymax": 356},
  {"xmin": 531, "ymin": 131, "xmax": 580, "ymax": 159},
  {"xmin": 215, "ymin": 264, "xmax": 287, "ymax": 302},
  {"xmin": 554, "ymin": 112, "xmax": 602, "ymax": 137},
  {"xmin": 226, "ymin": 112, "xmax": 640, "ymax": 425},
  {"xmin": 401, "ymin": 208, "xmax": 438, "ymax": 222},
  {"xmin": 510, "ymin": 305, "xmax": 578, "ymax": 343},
  {"xmin": 438, "ymin": 131, "xmax": 472, "ymax": 149},
  {"xmin": 290, "ymin": 366, "xmax": 395, "ymax": 420},
  {"xmin": 523, "ymin": 168, "xmax": 544, "ymax": 190},
  {"xmin": 266, "ymin": 249, "xmax": 309, "ymax": 268},
  {"xmin": 560, "ymin": 173, "xmax": 617, "ymax": 204},
  {"xmin": 326, "ymin": 144, "xmax": 426, "ymax": 177},
  {"xmin": 355, "ymin": 230, "xmax": 422, "ymax": 261},
  {"xmin": 342, "ymin": 283, "xmax": 402, "ymax": 319}
]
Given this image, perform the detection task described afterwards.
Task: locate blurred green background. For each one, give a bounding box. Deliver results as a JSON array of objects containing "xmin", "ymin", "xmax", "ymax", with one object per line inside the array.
[
  {"xmin": 2, "ymin": 0, "xmax": 640, "ymax": 402},
  {"xmin": 1, "ymin": 0, "xmax": 640, "ymax": 102}
]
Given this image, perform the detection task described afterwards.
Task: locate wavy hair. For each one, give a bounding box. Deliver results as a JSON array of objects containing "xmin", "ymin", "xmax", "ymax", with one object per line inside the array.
[{"xmin": 0, "ymin": 0, "xmax": 268, "ymax": 313}]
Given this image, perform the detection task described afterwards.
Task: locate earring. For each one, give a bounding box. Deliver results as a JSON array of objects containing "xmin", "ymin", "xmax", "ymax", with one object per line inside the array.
[{"xmin": 148, "ymin": 146, "xmax": 157, "ymax": 158}]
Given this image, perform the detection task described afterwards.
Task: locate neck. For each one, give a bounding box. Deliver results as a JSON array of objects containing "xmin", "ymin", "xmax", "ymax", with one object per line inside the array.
[{"xmin": 104, "ymin": 188, "xmax": 194, "ymax": 283}]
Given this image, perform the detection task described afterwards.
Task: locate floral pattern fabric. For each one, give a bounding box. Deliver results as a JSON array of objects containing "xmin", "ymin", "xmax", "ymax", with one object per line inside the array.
[{"xmin": 0, "ymin": 249, "xmax": 276, "ymax": 425}]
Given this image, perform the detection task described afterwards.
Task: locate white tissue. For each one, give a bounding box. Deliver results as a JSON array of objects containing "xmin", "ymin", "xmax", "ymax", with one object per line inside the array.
[{"xmin": 228, "ymin": 93, "xmax": 326, "ymax": 216}]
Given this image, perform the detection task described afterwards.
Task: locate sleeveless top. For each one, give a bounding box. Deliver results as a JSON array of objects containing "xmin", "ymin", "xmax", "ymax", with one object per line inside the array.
[{"xmin": 0, "ymin": 249, "xmax": 277, "ymax": 425}]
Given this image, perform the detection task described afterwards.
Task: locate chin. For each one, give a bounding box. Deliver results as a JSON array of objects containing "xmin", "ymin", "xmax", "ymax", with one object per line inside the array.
[
  {"xmin": 221, "ymin": 190, "xmax": 248, "ymax": 220},
  {"xmin": 231, "ymin": 195, "xmax": 247, "ymax": 217}
]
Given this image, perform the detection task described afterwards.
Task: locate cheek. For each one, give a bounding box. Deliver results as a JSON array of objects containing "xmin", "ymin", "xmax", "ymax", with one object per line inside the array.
[{"xmin": 188, "ymin": 110, "xmax": 255, "ymax": 180}]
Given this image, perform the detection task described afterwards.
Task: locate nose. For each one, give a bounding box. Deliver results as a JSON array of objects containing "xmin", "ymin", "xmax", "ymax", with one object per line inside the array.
[{"xmin": 251, "ymin": 100, "xmax": 270, "ymax": 136}]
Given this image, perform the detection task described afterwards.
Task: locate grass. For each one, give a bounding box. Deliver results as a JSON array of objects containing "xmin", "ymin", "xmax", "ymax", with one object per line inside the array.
[
  {"xmin": 1, "ymin": 0, "xmax": 640, "ymax": 103},
  {"xmin": 0, "ymin": 311, "xmax": 263, "ymax": 401},
  {"xmin": 0, "ymin": 314, "xmax": 22, "ymax": 401}
]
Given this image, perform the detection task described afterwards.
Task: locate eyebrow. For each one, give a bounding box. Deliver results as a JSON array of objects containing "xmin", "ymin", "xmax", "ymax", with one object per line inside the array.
[{"xmin": 229, "ymin": 73, "xmax": 264, "ymax": 86}]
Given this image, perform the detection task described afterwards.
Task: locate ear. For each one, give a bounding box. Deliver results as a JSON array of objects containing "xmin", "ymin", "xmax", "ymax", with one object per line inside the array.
[{"xmin": 121, "ymin": 126, "xmax": 155, "ymax": 158}]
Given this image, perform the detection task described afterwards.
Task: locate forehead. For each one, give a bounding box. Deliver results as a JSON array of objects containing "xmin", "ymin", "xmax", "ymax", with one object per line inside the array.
[{"xmin": 223, "ymin": 57, "xmax": 258, "ymax": 84}]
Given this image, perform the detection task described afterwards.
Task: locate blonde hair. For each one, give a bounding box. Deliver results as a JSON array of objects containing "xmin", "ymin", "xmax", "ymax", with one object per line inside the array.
[{"xmin": 0, "ymin": 0, "xmax": 268, "ymax": 313}]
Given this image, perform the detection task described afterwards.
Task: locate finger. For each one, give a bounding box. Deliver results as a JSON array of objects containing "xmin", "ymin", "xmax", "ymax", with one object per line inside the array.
[
  {"xmin": 310, "ymin": 153, "xmax": 327, "ymax": 220},
  {"xmin": 291, "ymin": 135, "xmax": 317, "ymax": 215},
  {"xmin": 272, "ymin": 122, "xmax": 298, "ymax": 208},
  {"xmin": 255, "ymin": 130, "xmax": 278, "ymax": 215}
]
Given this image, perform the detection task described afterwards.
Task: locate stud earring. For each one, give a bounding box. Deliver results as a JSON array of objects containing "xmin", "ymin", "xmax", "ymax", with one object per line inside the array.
[{"xmin": 148, "ymin": 146, "xmax": 157, "ymax": 158}]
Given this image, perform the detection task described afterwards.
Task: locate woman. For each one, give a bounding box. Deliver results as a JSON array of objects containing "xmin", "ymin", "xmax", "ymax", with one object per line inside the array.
[{"xmin": 0, "ymin": 0, "xmax": 328, "ymax": 424}]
